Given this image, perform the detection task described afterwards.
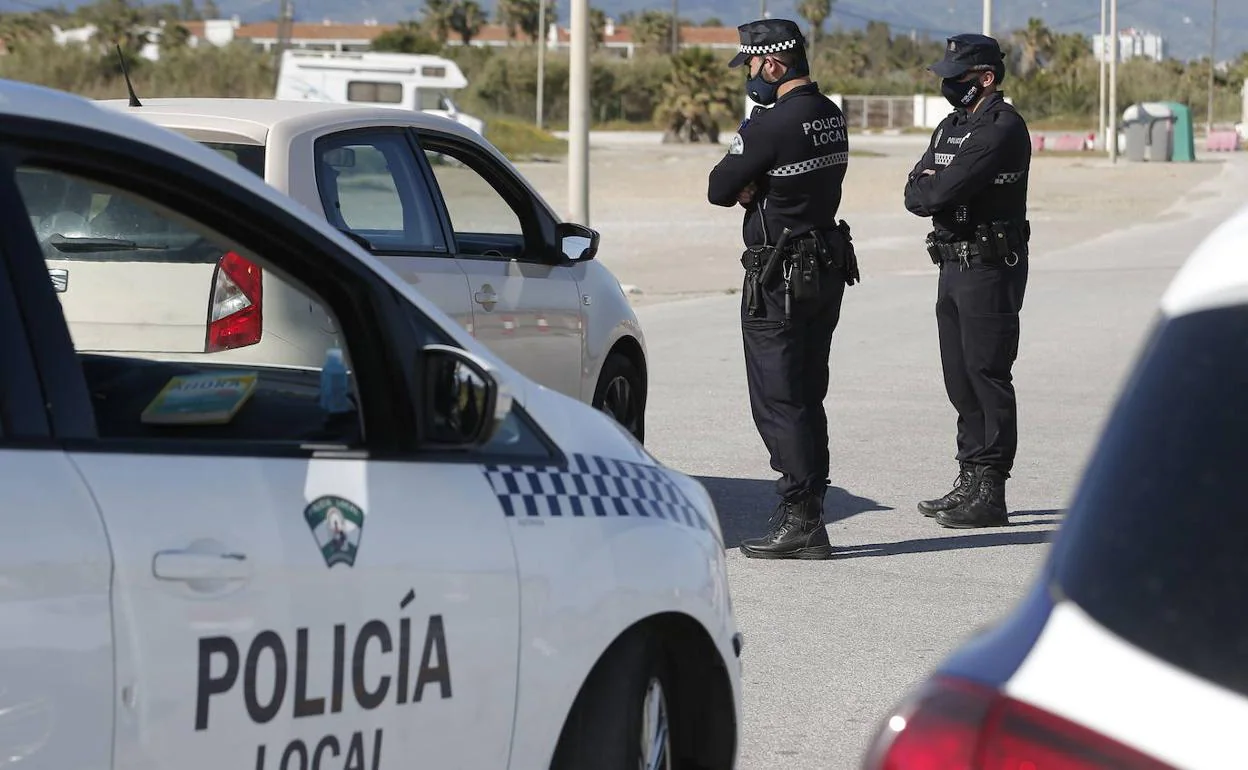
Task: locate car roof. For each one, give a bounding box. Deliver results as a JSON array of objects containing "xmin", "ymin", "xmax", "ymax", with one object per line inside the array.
[
  {"xmin": 0, "ymin": 78, "xmax": 496, "ymax": 366},
  {"xmin": 1160, "ymin": 201, "xmax": 1248, "ymax": 319},
  {"xmin": 95, "ymin": 97, "xmax": 483, "ymax": 145}
]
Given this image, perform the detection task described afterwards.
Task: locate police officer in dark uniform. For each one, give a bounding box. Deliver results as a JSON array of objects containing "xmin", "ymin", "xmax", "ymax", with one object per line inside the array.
[
  {"xmin": 904, "ymin": 34, "xmax": 1031, "ymax": 529},
  {"xmin": 707, "ymin": 18, "xmax": 859, "ymax": 560}
]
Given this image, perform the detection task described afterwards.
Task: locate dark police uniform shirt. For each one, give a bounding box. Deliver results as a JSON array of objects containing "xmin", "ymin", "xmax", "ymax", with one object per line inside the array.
[
  {"xmin": 903, "ymin": 91, "xmax": 1031, "ymax": 241},
  {"xmin": 707, "ymin": 82, "xmax": 849, "ymax": 246}
]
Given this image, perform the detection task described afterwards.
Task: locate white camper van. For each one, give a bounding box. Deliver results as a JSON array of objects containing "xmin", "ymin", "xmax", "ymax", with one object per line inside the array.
[{"xmin": 275, "ymin": 49, "xmax": 486, "ymax": 135}]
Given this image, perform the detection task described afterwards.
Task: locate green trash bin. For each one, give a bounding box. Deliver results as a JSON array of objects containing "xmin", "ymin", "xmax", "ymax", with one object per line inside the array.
[{"xmin": 1160, "ymin": 101, "xmax": 1196, "ymax": 162}]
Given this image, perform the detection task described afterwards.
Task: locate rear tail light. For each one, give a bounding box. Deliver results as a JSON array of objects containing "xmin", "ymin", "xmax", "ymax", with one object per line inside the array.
[
  {"xmin": 206, "ymin": 251, "xmax": 262, "ymax": 353},
  {"xmin": 862, "ymin": 675, "xmax": 1176, "ymax": 770}
]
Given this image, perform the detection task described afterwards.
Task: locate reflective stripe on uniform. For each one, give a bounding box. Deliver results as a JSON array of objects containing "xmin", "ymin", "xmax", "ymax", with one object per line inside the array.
[{"xmin": 768, "ymin": 151, "xmax": 849, "ymax": 177}]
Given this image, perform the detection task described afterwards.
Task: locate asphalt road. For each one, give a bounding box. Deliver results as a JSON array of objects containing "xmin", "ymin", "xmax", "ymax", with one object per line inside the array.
[{"xmin": 635, "ymin": 154, "xmax": 1248, "ymax": 768}]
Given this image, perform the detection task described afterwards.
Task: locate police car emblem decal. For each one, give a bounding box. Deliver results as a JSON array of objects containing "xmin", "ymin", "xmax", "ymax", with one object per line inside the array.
[
  {"xmin": 304, "ymin": 496, "xmax": 365, "ymax": 567},
  {"xmin": 481, "ymin": 453, "xmax": 709, "ymax": 531}
]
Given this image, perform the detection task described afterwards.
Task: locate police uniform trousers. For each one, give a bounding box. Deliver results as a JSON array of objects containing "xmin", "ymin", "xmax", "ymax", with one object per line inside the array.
[
  {"xmin": 935, "ymin": 253, "xmax": 1028, "ymax": 475},
  {"xmin": 741, "ymin": 263, "xmax": 846, "ymax": 502}
]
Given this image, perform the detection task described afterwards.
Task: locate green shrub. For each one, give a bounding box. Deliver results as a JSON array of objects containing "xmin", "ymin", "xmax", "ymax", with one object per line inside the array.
[{"xmin": 483, "ymin": 117, "xmax": 567, "ymax": 160}]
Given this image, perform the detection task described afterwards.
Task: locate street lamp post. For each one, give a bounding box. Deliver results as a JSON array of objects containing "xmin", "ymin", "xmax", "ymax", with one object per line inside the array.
[
  {"xmin": 1108, "ymin": 0, "xmax": 1118, "ymax": 163},
  {"xmin": 536, "ymin": 0, "xmax": 545, "ymax": 128},
  {"xmin": 982, "ymin": 0, "xmax": 991, "ymax": 36},
  {"xmin": 568, "ymin": 0, "xmax": 590, "ymax": 225},
  {"xmin": 1207, "ymin": 0, "xmax": 1218, "ymax": 134},
  {"xmin": 1098, "ymin": 0, "xmax": 1107, "ymax": 150}
]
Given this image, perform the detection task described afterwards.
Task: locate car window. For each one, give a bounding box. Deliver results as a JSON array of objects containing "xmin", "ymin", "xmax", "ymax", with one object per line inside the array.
[
  {"xmin": 14, "ymin": 164, "xmax": 365, "ymax": 448},
  {"xmin": 315, "ymin": 131, "xmax": 446, "ymax": 254},
  {"xmin": 201, "ymin": 142, "xmax": 265, "ymax": 177},
  {"xmin": 1050, "ymin": 306, "xmax": 1248, "ymax": 697},
  {"xmin": 421, "ymin": 142, "xmax": 527, "ymax": 258},
  {"xmin": 415, "ymin": 90, "xmax": 444, "ymax": 111},
  {"xmin": 347, "ymin": 81, "xmax": 403, "ymax": 104}
]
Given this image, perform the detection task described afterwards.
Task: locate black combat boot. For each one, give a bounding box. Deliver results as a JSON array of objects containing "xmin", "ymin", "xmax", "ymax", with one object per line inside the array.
[
  {"xmin": 917, "ymin": 463, "xmax": 976, "ymax": 518},
  {"xmin": 739, "ymin": 493, "xmax": 832, "ymax": 560},
  {"xmin": 936, "ymin": 466, "xmax": 1009, "ymax": 528}
]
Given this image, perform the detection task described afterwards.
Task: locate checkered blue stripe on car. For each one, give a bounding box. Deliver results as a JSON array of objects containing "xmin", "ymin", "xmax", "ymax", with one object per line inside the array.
[{"xmin": 481, "ymin": 453, "xmax": 709, "ymax": 530}]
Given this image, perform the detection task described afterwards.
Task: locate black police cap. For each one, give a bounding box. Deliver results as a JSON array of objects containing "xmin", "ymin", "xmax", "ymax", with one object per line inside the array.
[
  {"xmin": 928, "ymin": 33, "xmax": 1005, "ymax": 78},
  {"xmin": 728, "ymin": 18, "xmax": 806, "ymax": 68}
]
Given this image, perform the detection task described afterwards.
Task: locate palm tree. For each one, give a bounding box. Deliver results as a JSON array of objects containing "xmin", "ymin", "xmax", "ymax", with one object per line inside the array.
[
  {"xmin": 655, "ymin": 47, "xmax": 737, "ymax": 143},
  {"xmin": 797, "ymin": 0, "xmax": 831, "ymax": 49},
  {"xmin": 632, "ymin": 9, "xmax": 673, "ymax": 55},
  {"xmin": 589, "ymin": 7, "xmax": 606, "ymax": 47},
  {"xmin": 450, "ymin": 0, "xmax": 484, "ymax": 45},
  {"xmin": 422, "ymin": 0, "xmax": 454, "ymax": 45},
  {"xmin": 495, "ymin": 0, "xmax": 522, "ymax": 43},
  {"xmin": 372, "ymin": 20, "xmax": 442, "ymax": 53},
  {"xmin": 1012, "ymin": 17, "xmax": 1055, "ymax": 77}
]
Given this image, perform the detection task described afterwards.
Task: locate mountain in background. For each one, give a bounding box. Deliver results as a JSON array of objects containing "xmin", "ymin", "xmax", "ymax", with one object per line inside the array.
[{"xmin": 181, "ymin": 0, "xmax": 1248, "ymax": 61}]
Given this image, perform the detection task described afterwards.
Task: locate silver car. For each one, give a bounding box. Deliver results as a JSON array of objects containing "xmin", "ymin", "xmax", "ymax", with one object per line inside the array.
[{"xmin": 93, "ymin": 97, "xmax": 648, "ymax": 441}]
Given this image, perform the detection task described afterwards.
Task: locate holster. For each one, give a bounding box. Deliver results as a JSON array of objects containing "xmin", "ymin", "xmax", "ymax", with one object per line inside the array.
[
  {"xmin": 789, "ymin": 240, "xmax": 821, "ymax": 302},
  {"xmin": 974, "ymin": 219, "xmax": 1030, "ymax": 265},
  {"xmin": 740, "ymin": 245, "xmax": 771, "ymax": 316},
  {"xmin": 805, "ymin": 220, "xmax": 860, "ymax": 288}
]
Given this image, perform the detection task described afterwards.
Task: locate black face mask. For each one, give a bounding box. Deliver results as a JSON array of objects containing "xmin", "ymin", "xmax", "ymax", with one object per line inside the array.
[
  {"xmin": 747, "ymin": 70, "xmax": 782, "ymax": 106},
  {"xmin": 745, "ymin": 57, "xmax": 806, "ymax": 106},
  {"xmin": 941, "ymin": 76, "xmax": 983, "ymax": 110}
]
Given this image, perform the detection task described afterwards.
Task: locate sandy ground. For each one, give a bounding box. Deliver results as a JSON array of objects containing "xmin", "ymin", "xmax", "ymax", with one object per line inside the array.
[{"xmin": 512, "ymin": 134, "xmax": 1227, "ymax": 305}]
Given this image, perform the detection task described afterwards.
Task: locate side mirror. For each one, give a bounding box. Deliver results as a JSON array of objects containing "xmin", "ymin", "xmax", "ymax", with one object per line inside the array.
[
  {"xmin": 556, "ymin": 222, "xmax": 600, "ymax": 262},
  {"xmin": 420, "ymin": 343, "xmax": 513, "ymax": 447}
]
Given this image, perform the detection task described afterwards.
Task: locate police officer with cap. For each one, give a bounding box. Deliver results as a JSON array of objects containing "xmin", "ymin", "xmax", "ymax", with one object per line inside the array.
[
  {"xmin": 708, "ymin": 17, "xmax": 859, "ymax": 560},
  {"xmin": 904, "ymin": 33, "xmax": 1031, "ymax": 529}
]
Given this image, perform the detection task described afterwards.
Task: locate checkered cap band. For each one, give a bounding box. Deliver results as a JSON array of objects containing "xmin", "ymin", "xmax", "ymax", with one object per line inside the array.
[
  {"xmin": 739, "ymin": 38, "xmax": 799, "ymax": 55},
  {"xmin": 480, "ymin": 453, "xmax": 710, "ymax": 531}
]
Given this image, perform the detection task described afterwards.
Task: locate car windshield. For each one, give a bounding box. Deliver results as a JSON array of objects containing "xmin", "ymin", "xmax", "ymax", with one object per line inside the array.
[
  {"xmin": 201, "ymin": 141, "xmax": 266, "ymax": 178},
  {"xmin": 17, "ymin": 167, "xmax": 213, "ymax": 261},
  {"xmin": 1049, "ymin": 304, "xmax": 1248, "ymax": 697}
]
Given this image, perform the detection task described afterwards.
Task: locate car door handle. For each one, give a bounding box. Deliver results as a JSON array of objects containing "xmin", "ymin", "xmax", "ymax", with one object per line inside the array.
[
  {"xmin": 152, "ymin": 550, "xmax": 249, "ymax": 582},
  {"xmin": 474, "ymin": 284, "xmax": 498, "ymax": 308}
]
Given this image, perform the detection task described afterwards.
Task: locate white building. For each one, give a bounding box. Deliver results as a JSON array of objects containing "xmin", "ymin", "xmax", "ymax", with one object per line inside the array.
[
  {"xmin": 1092, "ymin": 28, "xmax": 1165, "ymax": 63},
  {"xmin": 50, "ymin": 22, "xmax": 165, "ymax": 60}
]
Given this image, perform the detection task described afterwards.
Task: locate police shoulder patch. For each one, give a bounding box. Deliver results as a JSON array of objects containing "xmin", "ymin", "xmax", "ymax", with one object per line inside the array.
[{"xmin": 729, "ymin": 134, "xmax": 744, "ymax": 155}]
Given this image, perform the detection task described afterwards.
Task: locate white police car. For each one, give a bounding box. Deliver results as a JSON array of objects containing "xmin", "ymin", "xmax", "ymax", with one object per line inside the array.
[
  {"xmin": 861, "ymin": 203, "xmax": 1248, "ymax": 768},
  {"xmin": 0, "ymin": 79, "xmax": 740, "ymax": 769}
]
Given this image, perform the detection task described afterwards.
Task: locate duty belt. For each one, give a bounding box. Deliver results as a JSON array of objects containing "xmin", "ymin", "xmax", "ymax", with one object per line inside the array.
[{"xmin": 927, "ymin": 220, "xmax": 1028, "ymax": 268}]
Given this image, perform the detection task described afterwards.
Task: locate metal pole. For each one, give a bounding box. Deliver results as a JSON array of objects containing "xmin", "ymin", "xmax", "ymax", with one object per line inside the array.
[
  {"xmin": 569, "ymin": 0, "xmax": 590, "ymax": 224},
  {"xmin": 670, "ymin": 0, "xmax": 678, "ymax": 55},
  {"xmin": 1207, "ymin": 0, "xmax": 1218, "ymax": 134},
  {"xmin": 276, "ymin": 0, "xmax": 291, "ymax": 59},
  {"xmin": 1098, "ymin": 0, "xmax": 1106, "ymax": 150},
  {"xmin": 760, "ymin": 0, "xmax": 766, "ymax": 18},
  {"xmin": 982, "ymin": 0, "xmax": 991, "ymax": 36},
  {"xmin": 1108, "ymin": 0, "xmax": 1118, "ymax": 163},
  {"xmin": 536, "ymin": 0, "xmax": 545, "ymax": 128}
]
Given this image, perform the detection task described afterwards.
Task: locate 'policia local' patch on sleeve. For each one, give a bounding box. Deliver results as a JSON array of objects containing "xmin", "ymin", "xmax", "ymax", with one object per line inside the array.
[
  {"xmin": 480, "ymin": 453, "xmax": 709, "ymax": 531},
  {"xmin": 729, "ymin": 134, "xmax": 744, "ymax": 155}
]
